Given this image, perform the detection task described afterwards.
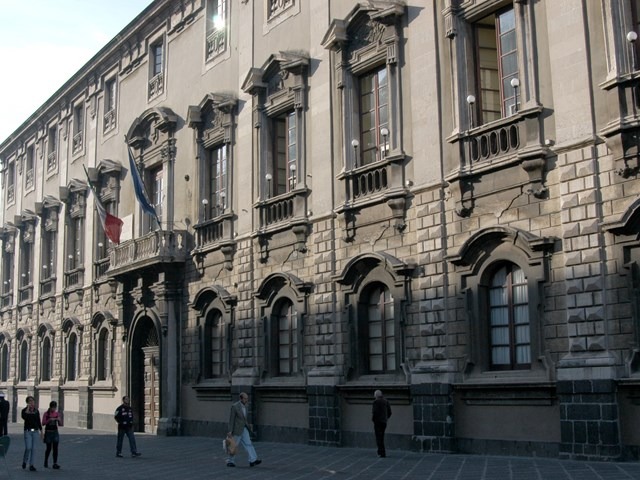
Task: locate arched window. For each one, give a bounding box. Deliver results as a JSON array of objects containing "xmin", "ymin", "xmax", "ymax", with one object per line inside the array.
[
  {"xmin": 360, "ymin": 283, "xmax": 395, "ymax": 374},
  {"xmin": 41, "ymin": 337, "xmax": 52, "ymax": 381},
  {"xmin": 67, "ymin": 333, "xmax": 77, "ymax": 381},
  {"xmin": 273, "ymin": 299, "xmax": 297, "ymax": 376},
  {"xmin": 97, "ymin": 328, "xmax": 111, "ymax": 381},
  {"xmin": 1, "ymin": 343, "xmax": 9, "ymax": 382},
  {"xmin": 19, "ymin": 340, "xmax": 28, "ymax": 381},
  {"xmin": 204, "ymin": 309, "xmax": 226, "ymax": 378},
  {"xmin": 488, "ymin": 262, "xmax": 530, "ymax": 370}
]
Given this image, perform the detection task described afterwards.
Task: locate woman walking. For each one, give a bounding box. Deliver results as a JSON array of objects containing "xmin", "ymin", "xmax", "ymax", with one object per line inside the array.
[
  {"xmin": 42, "ymin": 401, "xmax": 63, "ymax": 469},
  {"xmin": 21, "ymin": 396, "xmax": 42, "ymax": 471}
]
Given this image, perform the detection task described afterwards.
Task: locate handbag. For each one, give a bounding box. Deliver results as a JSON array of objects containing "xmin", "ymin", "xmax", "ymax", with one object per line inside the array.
[{"xmin": 224, "ymin": 434, "xmax": 237, "ymax": 456}]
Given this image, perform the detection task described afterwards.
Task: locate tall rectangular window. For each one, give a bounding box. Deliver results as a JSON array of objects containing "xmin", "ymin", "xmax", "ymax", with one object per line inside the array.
[
  {"xmin": 104, "ymin": 78, "xmax": 117, "ymax": 133},
  {"xmin": 366, "ymin": 285, "xmax": 395, "ymax": 373},
  {"xmin": 206, "ymin": 145, "xmax": 227, "ymax": 219},
  {"xmin": 272, "ymin": 111, "xmax": 297, "ymax": 195},
  {"xmin": 151, "ymin": 43, "xmax": 163, "ymax": 77},
  {"xmin": 6, "ymin": 162, "xmax": 15, "ymax": 204},
  {"xmin": 19, "ymin": 240, "xmax": 33, "ymax": 303},
  {"xmin": 358, "ymin": 67, "xmax": 389, "ymax": 166},
  {"xmin": 489, "ymin": 263, "xmax": 530, "ymax": 370},
  {"xmin": 1, "ymin": 249, "xmax": 13, "ymax": 308},
  {"xmin": 149, "ymin": 166, "xmax": 163, "ymax": 227},
  {"xmin": 40, "ymin": 229, "xmax": 56, "ymax": 296},
  {"xmin": 206, "ymin": 0, "xmax": 227, "ymax": 60},
  {"xmin": 73, "ymin": 103, "xmax": 84, "ymax": 153},
  {"xmin": 47, "ymin": 125, "xmax": 57, "ymax": 171},
  {"xmin": 474, "ymin": 7, "xmax": 518, "ymax": 124},
  {"xmin": 25, "ymin": 145, "xmax": 34, "ymax": 190}
]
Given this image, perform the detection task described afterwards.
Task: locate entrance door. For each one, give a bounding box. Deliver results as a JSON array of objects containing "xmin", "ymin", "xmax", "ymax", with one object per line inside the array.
[{"xmin": 142, "ymin": 346, "xmax": 160, "ymax": 434}]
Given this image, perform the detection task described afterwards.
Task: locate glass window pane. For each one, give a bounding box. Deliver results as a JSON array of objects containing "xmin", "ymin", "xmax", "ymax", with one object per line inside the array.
[
  {"xmin": 492, "ymin": 346, "xmax": 509, "ymax": 365},
  {"xmin": 515, "ymin": 325, "xmax": 530, "ymax": 344},
  {"xmin": 369, "ymin": 322, "xmax": 382, "ymax": 339},
  {"xmin": 498, "ymin": 9, "xmax": 516, "ymax": 33},
  {"xmin": 500, "ymin": 31, "xmax": 517, "ymax": 55},
  {"xmin": 369, "ymin": 338, "xmax": 382, "ymax": 354},
  {"xmin": 491, "ymin": 327, "xmax": 509, "ymax": 345},
  {"xmin": 501, "ymin": 52, "xmax": 518, "ymax": 76},
  {"xmin": 370, "ymin": 355, "xmax": 383, "ymax": 371},
  {"xmin": 516, "ymin": 346, "xmax": 531, "ymax": 364}
]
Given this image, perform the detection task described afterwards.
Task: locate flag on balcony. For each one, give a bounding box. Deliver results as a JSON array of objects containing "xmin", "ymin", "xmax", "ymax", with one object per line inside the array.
[
  {"xmin": 83, "ymin": 165, "xmax": 123, "ymax": 245},
  {"xmin": 127, "ymin": 145, "xmax": 160, "ymax": 228}
]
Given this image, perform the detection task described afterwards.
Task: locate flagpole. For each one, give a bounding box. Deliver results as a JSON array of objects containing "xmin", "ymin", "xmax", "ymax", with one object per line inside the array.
[{"xmin": 125, "ymin": 136, "xmax": 162, "ymax": 231}]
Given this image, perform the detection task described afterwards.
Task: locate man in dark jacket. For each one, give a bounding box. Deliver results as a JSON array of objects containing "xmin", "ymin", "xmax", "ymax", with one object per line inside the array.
[
  {"xmin": 372, "ymin": 390, "xmax": 392, "ymax": 458},
  {"xmin": 226, "ymin": 392, "xmax": 261, "ymax": 467},
  {"xmin": 114, "ymin": 396, "xmax": 141, "ymax": 458},
  {"xmin": 0, "ymin": 392, "xmax": 10, "ymax": 436}
]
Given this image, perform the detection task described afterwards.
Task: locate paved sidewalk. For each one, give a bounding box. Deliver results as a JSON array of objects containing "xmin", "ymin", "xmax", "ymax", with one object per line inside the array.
[{"xmin": 1, "ymin": 422, "xmax": 640, "ymax": 479}]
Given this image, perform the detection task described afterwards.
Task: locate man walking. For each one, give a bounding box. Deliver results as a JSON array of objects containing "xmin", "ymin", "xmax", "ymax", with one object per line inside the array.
[
  {"xmin": 114, "ymin": 396, "xmax": 141, "ymax": 458},
  {"xmin": 226, "ymin": 392, "xmax": 261, "ymax": 468},
  {"xmin": 372, "ymin": 390, "xmax": 392, "ymax": 458},
  {"xmin": 0, "ymin": 392, "xmax": 10, "ymax": 436}
]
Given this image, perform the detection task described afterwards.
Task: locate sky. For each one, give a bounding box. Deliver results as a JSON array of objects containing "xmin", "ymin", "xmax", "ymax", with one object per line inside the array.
[{"xmin": 0, "ymin": 0, "xmax": 154, "ymax": 144}]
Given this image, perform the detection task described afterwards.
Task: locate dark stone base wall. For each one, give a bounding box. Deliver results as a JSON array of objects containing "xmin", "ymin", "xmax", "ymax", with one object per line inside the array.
[
  {"xmin": 456, "ymin": 438, "xmax": 560, "ymax": 458},
  {"xmin": 411, "ymin": 383, "xmax": 455, "ymax": 453},
  {"xmin": 558, "ymin": 379, "xmax": 621, "ymax": 461},
  {"xmin": 182, "ymin": 419, "xmax": 227, "ymax": 438},
  {"xmin": 308, "ymin": 386, "xmax": 341, "ymax": 446}
]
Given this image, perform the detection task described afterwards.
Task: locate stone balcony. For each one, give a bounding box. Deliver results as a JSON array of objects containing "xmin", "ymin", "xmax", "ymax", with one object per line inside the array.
[{"xmin": 107, "ymin": 230, "xmax": 188, "ymax": 277}]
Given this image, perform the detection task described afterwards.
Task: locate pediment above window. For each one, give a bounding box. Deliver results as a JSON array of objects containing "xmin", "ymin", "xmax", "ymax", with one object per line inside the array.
[
  {"xmin": 604, "ymin": 198, "xmax": 640, "ymax": 236},
  {"xmin": 321, "ymin": 1, "xmax": 405, "ymax": 55},
  {"xmin": 188, "ymin": 93, "xmax": 237, "ymax": 147},
  {"xmin": 255, "ymin": 272, "xmax": 312, "ymax": 304},
  {"xmin": 0, "ymin": 224, "xmax": 16, "ymax": 253},
  {"xmin": 334, "ymin": 251, "xmax": 415, "ymax": 294},
  {"xmin": 448, "ymin": 226, "xmax": 555, "ymax": 276},
  {"xmin": 241, "ymin": 51, "xmax": 309, "ymax": 110},
  {"xmin": 127, "ymin": 106, "xmax": 178, "ymax": 152},
  {"xmin": 35, "ymin": 195, "xmax": 62, "ymax": 232},
  {"xmin": 15, "ymin": 210, "xmax": 38, "ymax": 244}
]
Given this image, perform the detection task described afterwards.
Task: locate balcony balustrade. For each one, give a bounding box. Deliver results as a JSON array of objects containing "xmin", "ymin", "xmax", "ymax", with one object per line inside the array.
[{"xmin": 108, "ymin": 230, "xmax": 187, "ymax": 277}]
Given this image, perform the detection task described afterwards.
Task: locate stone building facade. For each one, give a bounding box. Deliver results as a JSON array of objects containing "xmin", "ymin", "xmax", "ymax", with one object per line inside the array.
[{"xmin": 0, "ymin": 0, "xmax": 640, "ymax": 461}]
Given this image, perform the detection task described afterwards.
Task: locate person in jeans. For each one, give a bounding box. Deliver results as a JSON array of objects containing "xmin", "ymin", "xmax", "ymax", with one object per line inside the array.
[
  {"xmin": 42, "ymin": 401, "xmax": 63, "ymax": 469},
  {"xmin": 114, "ymin": 396, "xmax": 141, "ymax": 458},
  {"xmin": 21, "ymin": 396, "xmax": 43, "ymax": 471},
  {"xmin": 226, "ymin": 392, "xmax": 261, "ymax": 468},
  {"xmin": 372, "ymin": 390, "xmax": 392, "ymax": 458}
]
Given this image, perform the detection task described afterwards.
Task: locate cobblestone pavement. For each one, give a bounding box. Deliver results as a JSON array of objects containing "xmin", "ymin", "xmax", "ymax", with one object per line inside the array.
[{"xmin": 1, "ymin": 423, "xmax": 640, "ymax": 479}]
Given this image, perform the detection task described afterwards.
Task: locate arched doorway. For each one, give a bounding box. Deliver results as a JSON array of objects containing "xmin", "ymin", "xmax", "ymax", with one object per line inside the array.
[{"xmin": 130, "ymin": 316, "xmax": 160, "ymax": 434}]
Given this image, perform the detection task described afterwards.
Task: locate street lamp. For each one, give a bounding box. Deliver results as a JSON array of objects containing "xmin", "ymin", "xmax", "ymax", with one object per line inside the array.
[
  {"xmin": 466, "ymin": 94, "xmax": 476, "ymax": 129},
  {"xmin": 351, "ymin": 139, "xmax": 359, "ymax": 168},
  {"xmin": 380, "ymin": 127, "xmax": 389, "ymax": 158},
  {"xmin": 265, "ymin": 173, "xmax": 272, "ymax": 199},
  {"xmin": 628, "ymin": 31, "xmax": 638, "ymax": 71},
  {"xmin": 510, "ymin": 77, "xmax": 520, "ymax": 114}
]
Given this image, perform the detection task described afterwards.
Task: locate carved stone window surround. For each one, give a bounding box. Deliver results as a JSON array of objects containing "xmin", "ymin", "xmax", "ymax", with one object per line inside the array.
[
  {"xmin": 322, "ymin": 2, "xmax": 407, "ymax": 239},
  {"xmin": 242, "ymin": 52, "xmax": 311, "ymax": 256},
  {"xmin": 188, "ymin": 94, "xmax": 238, "ymax": 270}
]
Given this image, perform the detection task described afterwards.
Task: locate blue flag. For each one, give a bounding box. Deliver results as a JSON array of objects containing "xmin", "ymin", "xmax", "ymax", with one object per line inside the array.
[{"xmin": 127, "ymin": 146, "xmax": 160, "ymax": 226}]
